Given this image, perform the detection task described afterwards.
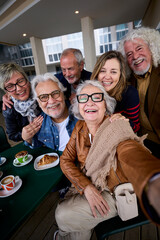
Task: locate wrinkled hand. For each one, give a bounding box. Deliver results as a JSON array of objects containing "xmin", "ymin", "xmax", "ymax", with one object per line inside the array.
[
  {"xmin": 109, "ymin": 113, "xmax": 129, "ymax": 122},
  {"xmin": 146, "ymin": 177, "xmax": 160, "ymax": 216},
  {"xmin": 2, "ymin": 93, "xmax": 13, "ymax": 110},
  {"xmin": 84, "ymin": 184, "xmax": 110, "ymax": 218},
  {"xmin": 69, "ymin": 93, "xmax": 76, "ymax": 104},
  {"xmin": 22, "ymin": 115, "xmax": 43, "ymax": 143}
]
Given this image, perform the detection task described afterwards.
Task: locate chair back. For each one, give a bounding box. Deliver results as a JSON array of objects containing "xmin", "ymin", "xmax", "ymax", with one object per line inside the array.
[{"xmin": 0, "ymin": 126, "xmax": 11, "ymax": 152}]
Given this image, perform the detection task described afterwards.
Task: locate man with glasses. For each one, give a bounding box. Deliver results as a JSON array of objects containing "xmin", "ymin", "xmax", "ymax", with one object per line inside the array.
[{"xmin": 23, "ymin": 73, "xmax": 77, "ymax": 151}]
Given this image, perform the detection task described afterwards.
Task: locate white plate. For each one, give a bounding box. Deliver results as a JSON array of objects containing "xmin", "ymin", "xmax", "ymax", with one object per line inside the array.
[
  {"xmin": 13, "ymin": 154, "xmax": 33, "ymax": 167},
  {"xmin": 0, "ymin": 157, "xmax": 6, "ymax": 166},
  {"xmin": 34, "ymin": 153, "xmax": 59, "ymax": 171},
  {"xmin": 0, "ymin": 177, "xmax": 22, "ymax": 198}
]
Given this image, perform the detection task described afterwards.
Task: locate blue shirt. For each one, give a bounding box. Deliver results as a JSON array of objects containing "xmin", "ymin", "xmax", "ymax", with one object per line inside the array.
[{"xmin": 25, "ymin": 112, "xmax": 78, "ymax": 151}]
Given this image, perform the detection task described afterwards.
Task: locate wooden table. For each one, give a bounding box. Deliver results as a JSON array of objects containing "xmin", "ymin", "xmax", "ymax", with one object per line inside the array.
[{"xmin": 0, "ymin": 143, "xmax": 63, "ymax": 240}]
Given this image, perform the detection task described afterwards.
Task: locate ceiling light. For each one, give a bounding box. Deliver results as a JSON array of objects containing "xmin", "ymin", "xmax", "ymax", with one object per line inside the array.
[
  {"xmin": 75, "ymin": 10, "xmax": 79, "ymax": 14},
  {"xmin": 23, "ymin": 33, "xmax": 27, "ymax": 37}
]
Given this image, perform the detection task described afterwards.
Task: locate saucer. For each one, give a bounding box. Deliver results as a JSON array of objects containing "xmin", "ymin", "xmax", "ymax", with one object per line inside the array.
[
  {"xmin": 0, "ymin": 157, "xmax": 6, "ymax": 166},
  {"xmin": 0, "ymin": 177, "xmax": 22, "ymax": 198},
  {"xmin": 13, "ymin": 154, "xmax": 33, "ymax": 167}
]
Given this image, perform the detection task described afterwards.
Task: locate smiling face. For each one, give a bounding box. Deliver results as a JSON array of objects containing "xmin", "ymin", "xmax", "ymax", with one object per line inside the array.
[
  {"xmin": 60, "ymin": 52, "xmax": 84, "ymax": 85},
  {"xmin": 35, "ymin": 80, "xmax": 68, "ymax": 122},
  {"xmin": 78, "ymin": 85, "xmax": 106, "ymax": 125},
  {"xmin": 124, "ymin": 38, "xmax": 152, "ymax": 75},
  {"xmin": 97, "ymin": 58, "xmax": 121, "ymax": 92},
  {"xmin": 4, "ymin": 72, "xmax": 30, "ymax": 101}
]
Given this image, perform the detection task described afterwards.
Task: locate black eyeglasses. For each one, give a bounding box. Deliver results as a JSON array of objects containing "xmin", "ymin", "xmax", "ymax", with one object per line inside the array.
[
  {"xmin": 37, "ymin": 90, "xmax": 61, "ymax": 102},
  {"xmin": 4, "ymin": 78, "xmax": 28, "ymax": 92},
  {"xmin": 77, "ymin": 93, "xmax": 104, "ymax": 103}
]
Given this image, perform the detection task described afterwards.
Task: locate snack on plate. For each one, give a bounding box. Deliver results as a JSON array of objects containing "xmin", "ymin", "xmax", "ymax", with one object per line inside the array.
[
  {"xmin": 38, "ymin": 154, "xmax": 58, "ymax": 166},
  {"xmin": 15, "ymin": 150, "xmax": 28, "ymax": 158}
]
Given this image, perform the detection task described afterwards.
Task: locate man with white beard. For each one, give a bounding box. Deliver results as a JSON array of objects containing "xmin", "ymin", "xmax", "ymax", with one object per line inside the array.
[
  {"xmin": 118, "ymin": 27, "xmax": 160, "ymax": 158},
  {"xmin": 22, "ymin": 73, "xmax": 77, "ymax": 151}
]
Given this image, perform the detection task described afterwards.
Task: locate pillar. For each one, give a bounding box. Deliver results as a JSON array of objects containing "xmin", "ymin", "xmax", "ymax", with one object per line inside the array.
[
  {"xmin": 30, "ymin": 36, "xmax": 47, "ymax": 75},
  {"xmin": 81, "ymin": 16, "xmax": 96, "ymax": 72}
]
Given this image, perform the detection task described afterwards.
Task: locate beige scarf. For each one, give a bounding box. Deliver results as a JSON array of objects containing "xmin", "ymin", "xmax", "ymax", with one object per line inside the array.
[{"xmin": 85, "ymin": 118, "xmax": 146, "ymax": 191}]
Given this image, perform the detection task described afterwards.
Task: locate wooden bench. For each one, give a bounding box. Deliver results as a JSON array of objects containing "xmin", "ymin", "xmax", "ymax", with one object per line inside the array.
[{"xmin": 95, "ymin": 207, "xmax": 149, "ymax": 240}]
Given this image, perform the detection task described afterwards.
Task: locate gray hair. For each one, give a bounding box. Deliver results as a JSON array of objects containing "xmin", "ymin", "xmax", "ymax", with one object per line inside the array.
[
  {"xmin": 31, "ymin": 73, "xmax": 66, "ymax": 99},
  {"xmin": 71, "ymin": 80, "xmax": 116, "ymax": 120},
  {"xmin": 0, "ymin": 62, "xmax": 29, "ymax": 89},
  {"xmin": 118, "ymin": 27, "xmax": 160, "ymax": 68},
  {"xmin": 61, "ymin": 48, "xmax": 84, "ymax": 65}
]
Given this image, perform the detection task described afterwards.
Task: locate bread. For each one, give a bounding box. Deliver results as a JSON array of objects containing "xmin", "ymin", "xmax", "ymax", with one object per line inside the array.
[{"xmin": 38, "ymin": 154, "xmax": 58, "ymax": 166}]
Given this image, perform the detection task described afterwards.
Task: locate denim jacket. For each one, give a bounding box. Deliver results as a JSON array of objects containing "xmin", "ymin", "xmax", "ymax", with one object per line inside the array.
[{"xmin": 25, "ymin": 112, "xmax": 78, "ymax": 151}]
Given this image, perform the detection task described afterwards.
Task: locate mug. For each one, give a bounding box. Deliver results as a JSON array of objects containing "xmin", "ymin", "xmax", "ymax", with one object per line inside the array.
[
  {"xmin": 0, "ymin": 175, "xmax": 19, "ymax": 191},
  {"xmin": 15, "ymin": 151, "xmax": 28, "ymax": 163}
]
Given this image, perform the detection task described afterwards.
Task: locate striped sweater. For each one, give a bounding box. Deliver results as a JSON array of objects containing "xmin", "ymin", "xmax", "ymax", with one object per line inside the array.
[{"xmin": 115, "ymin": 85, "xmax": 140, "ymax": 133}]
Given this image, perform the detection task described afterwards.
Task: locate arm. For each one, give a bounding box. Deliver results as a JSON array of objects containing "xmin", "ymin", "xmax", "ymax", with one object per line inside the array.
[
  {"xmin": 117, "ymin": 86, "xmax": 140, "ymax": 133},
  {"xmin": 60, "ymin": 125, "xmax": 91, "ymax": 194},
  {"xmin": 2, "ymin": 93, "xmax": 14, "ymax": 110},
  {"xmin": 3, "ymin": 108, "xmax": 29, "ymax": 142},
  {"xmin": 117, "ymin": 139, "xmax": 160, "ymax": 223}
]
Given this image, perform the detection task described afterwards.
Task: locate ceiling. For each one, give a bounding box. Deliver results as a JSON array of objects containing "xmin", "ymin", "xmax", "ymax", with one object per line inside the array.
[{"xmin": 0, "ymin": 0, "xmax": 151, "ymax": 46}]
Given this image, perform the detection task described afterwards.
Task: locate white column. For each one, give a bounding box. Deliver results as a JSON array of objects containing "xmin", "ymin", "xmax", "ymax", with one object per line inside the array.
[
  {"xmin": 30, "ymin": 36, "xmax": 47, "ymax": 75},
  {"xmin": 81, "ymin": 16, "xmax": 96, "ymax": 72}
]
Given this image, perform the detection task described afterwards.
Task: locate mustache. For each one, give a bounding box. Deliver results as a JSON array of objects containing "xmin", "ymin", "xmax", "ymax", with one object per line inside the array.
[
  {"xmin": 132, "ymin": 57, "xmax": 144, "ymax": 66},
  {"xmin": 46, "ymin": 103, "xmax": 59, "ymax": 109}
]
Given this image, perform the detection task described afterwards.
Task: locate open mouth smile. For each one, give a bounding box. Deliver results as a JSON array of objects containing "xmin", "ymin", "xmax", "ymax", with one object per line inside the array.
[
  {"xmin": 134, "ymin": 59, "xmax": 144, "ymax": 66},
  {"xmin": 85, "ymin": 109, "xmax": 97, "ymax": 113}
]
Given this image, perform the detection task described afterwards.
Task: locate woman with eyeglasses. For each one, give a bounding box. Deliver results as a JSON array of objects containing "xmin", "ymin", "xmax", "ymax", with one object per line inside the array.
[
  {"xmin": 54, "ymin": 80, "xmax": 160, "ymax": 240},
  {"xmin": 91, "ymin": 51, "xmax": 140, "ymax": 133},
  {"xmin": 0, "ymin": 63, "xmax": 43, "ymax": 142}
]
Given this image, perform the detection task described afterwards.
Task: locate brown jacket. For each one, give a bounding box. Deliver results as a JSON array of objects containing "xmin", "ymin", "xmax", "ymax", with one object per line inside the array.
[
  {"xmin": 129, "ymin": 65, "xmax": 160, "ymax": 144},
  {"xmin": 60, "ymin": 119, "xmax": 160, "ymax": 223}
]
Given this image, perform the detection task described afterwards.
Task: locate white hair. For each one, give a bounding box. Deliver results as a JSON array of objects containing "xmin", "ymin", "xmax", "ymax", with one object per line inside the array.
[
  {"xmin": 118, "ymin": 27, "xmax": 160, "ymax": 68},
  {"xmin": 31, "ymin": 73, "xmax": 66, "ymax": 99},
  {"xmin": 71, "ymin": 80, "xmax": 116, "ymax": 120}
]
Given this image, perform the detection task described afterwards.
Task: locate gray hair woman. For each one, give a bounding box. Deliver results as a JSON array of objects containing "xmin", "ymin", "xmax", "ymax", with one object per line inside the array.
[
  {"xmin": 71, "ymin": 80, "xmax": 116, "ymax": 119},
  {"xmin": 0, "ymin": 62, "xmax": 42, "ymax": 142},
  {"xmin": 54, "ymin": 80, "xmax": 160, "ymax": 240}
]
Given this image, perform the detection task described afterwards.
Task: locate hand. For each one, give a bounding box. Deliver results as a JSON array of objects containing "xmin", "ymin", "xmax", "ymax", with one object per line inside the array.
[
  {"xmin": 146, "ymin": 177, "xmax": 160, "ymax": 216},
  {"xmin": 2, "ymin": 93, "xmax": 13, "ymax": 110},
  {"xmin": 84, "ymin": 184, "xmax": 110, "ymax": 218},
  {"xmin": 109, "ymin": 113, "xmax": 129, "ymax": 122},
  {"xmin": 22, "ymin": 115, "xmax": 43, "ymax": 143}
]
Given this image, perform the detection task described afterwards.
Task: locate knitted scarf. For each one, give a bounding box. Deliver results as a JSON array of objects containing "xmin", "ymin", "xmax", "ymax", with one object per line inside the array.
[
  {"xmin": 85, "ymin": 118, "xmax": 146, "ymax": 191},
  {"xmin": 11, "ymin": 96, "xmax": 39, "ymax": 122}
]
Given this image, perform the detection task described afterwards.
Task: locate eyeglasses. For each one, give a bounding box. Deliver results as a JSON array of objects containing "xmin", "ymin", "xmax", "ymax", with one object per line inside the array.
[
  {"xmin": 77, "ymin": 93, "xmax": 104, "ymax": 103},
  {"xmin": 4, "ymin": 78, "xmax": 28, "ymax": 92},
  {"xmin": 37, "ymin": 90, "xmax": 61, "ymax": 102}
]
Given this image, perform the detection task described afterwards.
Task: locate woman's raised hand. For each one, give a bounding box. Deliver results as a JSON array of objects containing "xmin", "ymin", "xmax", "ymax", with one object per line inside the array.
[
  {"xmin": 84, "ymin": 184, "xmax": 110, "ymax": 218},
  {"xmin": 22, "ymin": 115, "xmax": 43, "ymax": 143}
]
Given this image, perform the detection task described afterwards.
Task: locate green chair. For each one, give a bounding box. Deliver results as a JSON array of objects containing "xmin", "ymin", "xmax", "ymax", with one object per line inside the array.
[{"xmin": 0, "ymin": 126, "xmax": 11, "ymax": 152}]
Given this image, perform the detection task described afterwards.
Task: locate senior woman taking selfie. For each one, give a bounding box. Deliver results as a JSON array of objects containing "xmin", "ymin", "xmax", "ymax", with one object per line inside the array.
[{"xmin": 54, "ymin": 80, "xmax": 160, "ymax": 240}]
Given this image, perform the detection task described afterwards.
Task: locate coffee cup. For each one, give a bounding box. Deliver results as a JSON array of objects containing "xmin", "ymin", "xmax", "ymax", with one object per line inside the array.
[
  {"xmin": 15, "ymin": 150, "xmax": 28, "ymax": 163},
  {"xmin": 0, "ymin": 175, "xmax": 19, "ymax": 191}
]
